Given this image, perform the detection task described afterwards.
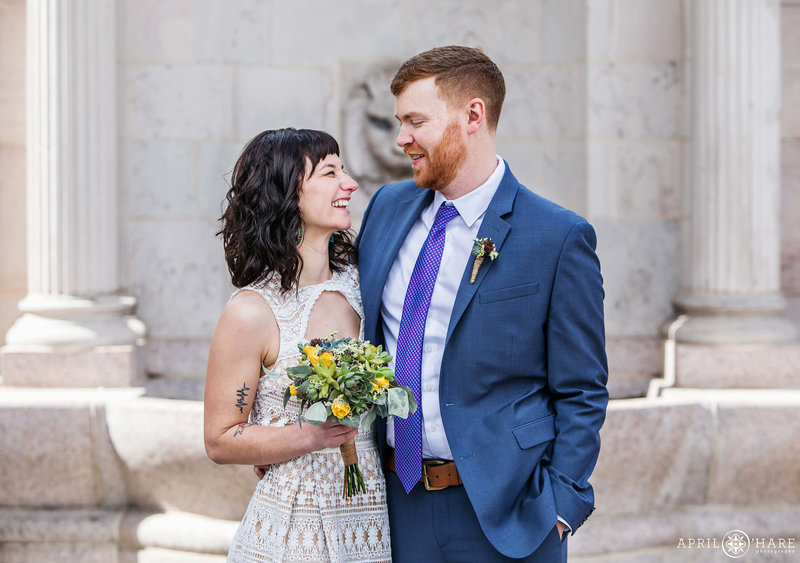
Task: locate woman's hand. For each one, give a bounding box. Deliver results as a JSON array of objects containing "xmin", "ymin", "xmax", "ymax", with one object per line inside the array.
[{"xmin": 302, "ymin": 420, "xmax": 358, "ymax": 451}]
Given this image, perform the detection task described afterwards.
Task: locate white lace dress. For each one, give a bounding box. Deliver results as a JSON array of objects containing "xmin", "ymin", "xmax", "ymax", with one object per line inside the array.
[{"xmin": 227, "ymin": 265, "xmax": 391, "ymax": 563}]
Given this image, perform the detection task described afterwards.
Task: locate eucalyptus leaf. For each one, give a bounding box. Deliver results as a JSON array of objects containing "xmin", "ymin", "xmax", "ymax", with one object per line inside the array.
[
  {"xmin": 304, "ymin": 402, "xmax": 328, "ymax": 425},
  {"xmin": 399, "ymin": 385, "xmax": 418, "ymax": 414},
  {"xmin": 387, "ymin": 387, "xmax": 410, "ymax": 418},
  {"xmin": 287, "ymin": 365, "xmax": 312, "ymax": 376},
  {"xmin": 282, "ymin": 386, "xmax": 292, "ymax": 409},
  {"xmin": 361, "ymin": 406, "xmax": 377, "ymax": 430},
  {"xmin": 263, "ymin": 367, "xmax": 281, "ymax": 378},
  {"xmin": 340, "ymin": 415, "xmax": 361, "ymax": 429}
]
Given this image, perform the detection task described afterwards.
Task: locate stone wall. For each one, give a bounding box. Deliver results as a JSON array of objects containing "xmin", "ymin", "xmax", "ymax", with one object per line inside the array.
[
  {"xmin": 783, "ymin": 0, "xmax": 800, "ymax": 324},
  {"xmin": 117, "ymin": 0, "xmax": 688, "ymax": 398},
  {"xmin": 0, "ymin": 0, "xmax": 26, "ymax": 347}
]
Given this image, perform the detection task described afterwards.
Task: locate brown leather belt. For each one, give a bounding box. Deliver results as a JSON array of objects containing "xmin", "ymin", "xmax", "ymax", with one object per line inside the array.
[{"xmin": 387, "ymin": 448, "xmax": 463, "ymax": 491}]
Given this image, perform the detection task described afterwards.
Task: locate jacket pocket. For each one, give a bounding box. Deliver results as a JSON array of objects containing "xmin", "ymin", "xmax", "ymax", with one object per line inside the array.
[
  {"xmin": 512, "ymin": 413, "xmax": 556, "ymax": 449},
  {"xmin": 479, "ymin": 282, "xmax": 540, "ymax": 304}
]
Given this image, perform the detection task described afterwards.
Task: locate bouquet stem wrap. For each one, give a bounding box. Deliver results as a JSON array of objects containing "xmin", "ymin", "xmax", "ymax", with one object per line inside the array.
[{"xmin": 339, "ymin": 438, "xmax": 365, "ymax": 497}]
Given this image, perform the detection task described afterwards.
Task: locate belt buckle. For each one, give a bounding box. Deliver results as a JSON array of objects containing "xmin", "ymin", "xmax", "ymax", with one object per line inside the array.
[{"xmin": 422, "ymin": 459, "xmax": 447, "ymax": 491}]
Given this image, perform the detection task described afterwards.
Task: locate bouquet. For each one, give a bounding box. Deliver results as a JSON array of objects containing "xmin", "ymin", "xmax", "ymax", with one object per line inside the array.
[{"xmin": 281, "ymin": 335, "xmax": 417, "ymax": 497}]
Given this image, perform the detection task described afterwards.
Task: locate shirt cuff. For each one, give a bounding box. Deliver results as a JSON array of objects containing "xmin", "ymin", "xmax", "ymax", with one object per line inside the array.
[{"xmin": 557, "ymin": 515, "xmax": 572, "ymax": 537}]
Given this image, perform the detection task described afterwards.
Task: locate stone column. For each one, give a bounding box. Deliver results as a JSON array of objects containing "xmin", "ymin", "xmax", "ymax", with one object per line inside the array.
[
  {"xmin": 672, "ymin": 0, "xmax": 799, "ymax": 387},
  {"xmin": 1, "ymin": 0, "xmax": 145, "ymax": 387}
]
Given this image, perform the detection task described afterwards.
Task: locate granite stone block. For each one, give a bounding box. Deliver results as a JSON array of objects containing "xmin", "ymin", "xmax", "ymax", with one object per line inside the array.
[
  {"xmin": 589, "ymin": 63, "xmax": 681, "ymax": 138},
  {"xmin": 0, "ymin": 403, "xmax": 96, "ymax": 506},
  {"xmin": 0, "ymin": 0, "xmax": 25, "ymax": 146},
  {"xmin": 675, "ymin": 343, "xmax": 800, "ymax": 388},
  {"xmin": 195, "ymin": 0, "xmax": 267, "ymax": 64},
  {"xmin": 0, "ymin": 346, "xmax": 145, "ymax": 388},
  {"xmin": 407, "ymin": 0, "xmax": 542, "ymax": 64},
  {"xmin": 614, "ymin": 140, "xmax": 682, "ymax": 219},
  {"xmin": 542, "ymin": 0, "xmax": 586, "ymax": 62},
  {"xmin": 501, "ymin": 65, "xmax": 586, "ymax": 139},
  {"xmin": 145, "ymin": 339, "xmax": 213, "ymax": 380},
  {"xmin": 783, "ymin": 67, "xmax": 800, "ymax": 138},
  {"xmin": 121, "ymin": 0, "xmax": 195, "ymax": 63},
  {"xmin": 783, "ymin": 4, "xmax": 800, "ymax": 69},
  {"xmin": 122, "ymin": 141, "xmax": 195, "ymax": 219},
  {"xmin": 194, "ymin": 142, "xmax": 244, "ymax": 220},
  {"xmin": 235, "ymin": 68, "xmax": 333, "ymax": 138},
  {"xmin": 105, "ymin": 398, "xmax": 254, "ymax": 521},
  {"xmin": 128, "ymin": 220, "xmax": 229, "ymax": 339},
  {"xmin": 592, "ymin": 400, "xmax": 712, "ymax": 515},
  {"xmin": 711, "ymin": 403, "xmax": 800, "ymax": 504},
  {"xmin": 614, "ymin": 0, "xmax": 682, "ymax": 62},
  {"xmin": 271, "ymin": 0, "xmax": 401, "ymax": 65},
  {"xmin": 122, "ymin": 64, "xmax": 233, "ymax": 141},
  {"xmin": 593, "ymin": 218, "xmax": 680, "ymax": 337}
]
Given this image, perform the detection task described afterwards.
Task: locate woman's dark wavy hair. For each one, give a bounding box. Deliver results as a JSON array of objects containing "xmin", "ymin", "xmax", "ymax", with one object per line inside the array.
[{"xmin": 218, "ymin": 128, "xmax": 355, "ymax": 292}]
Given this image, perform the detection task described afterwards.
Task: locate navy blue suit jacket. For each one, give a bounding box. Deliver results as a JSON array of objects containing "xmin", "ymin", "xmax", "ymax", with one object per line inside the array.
[{"xmin": 356, "ymin": 164, "xmax": 609, "ymax": 558}]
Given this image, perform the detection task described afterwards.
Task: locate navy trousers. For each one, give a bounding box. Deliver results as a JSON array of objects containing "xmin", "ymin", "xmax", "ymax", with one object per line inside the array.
[{"xmin": 386, "ymin": 469, "xmax": 567, "ymax": 562}]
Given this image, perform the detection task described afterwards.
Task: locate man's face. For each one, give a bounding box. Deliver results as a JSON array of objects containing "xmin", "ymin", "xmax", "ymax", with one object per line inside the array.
[{"xmin": 394, "ymin": 77, "xmax": 467, "ymax": 191}]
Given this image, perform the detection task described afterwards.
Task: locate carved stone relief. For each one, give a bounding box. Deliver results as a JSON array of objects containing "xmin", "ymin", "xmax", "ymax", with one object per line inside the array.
[{"xmin": 340, "ymin": 62, "xmax": 412, "ymax": 230}]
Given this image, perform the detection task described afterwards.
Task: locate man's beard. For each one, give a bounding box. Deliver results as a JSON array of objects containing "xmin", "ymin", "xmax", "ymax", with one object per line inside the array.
[{"xmin": 405, "ymin": 121, "xmax": 467, "ymax": 191}]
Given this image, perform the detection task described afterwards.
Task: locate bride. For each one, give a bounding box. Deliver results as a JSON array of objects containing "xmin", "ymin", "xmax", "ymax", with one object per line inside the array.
[{"xmin": 204, "ymin": 128, "xmax": 391, "ymax": 562}]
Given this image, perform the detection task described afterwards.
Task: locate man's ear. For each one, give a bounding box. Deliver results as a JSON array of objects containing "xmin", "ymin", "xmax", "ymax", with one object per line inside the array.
[{"xmin": 465, "ymin": 98, "xmax": 485, "ymax": 134}]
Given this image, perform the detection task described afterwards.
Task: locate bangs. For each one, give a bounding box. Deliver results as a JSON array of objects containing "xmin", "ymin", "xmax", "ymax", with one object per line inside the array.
[{"xmin": 299, "ymin": 129, "xmax": 340, "ymax": 172}]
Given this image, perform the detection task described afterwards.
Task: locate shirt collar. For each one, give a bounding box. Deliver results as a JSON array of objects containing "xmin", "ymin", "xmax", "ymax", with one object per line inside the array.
[{"xmin": 424, "ymin": 156, "xmax": 505, "ymax": 229}]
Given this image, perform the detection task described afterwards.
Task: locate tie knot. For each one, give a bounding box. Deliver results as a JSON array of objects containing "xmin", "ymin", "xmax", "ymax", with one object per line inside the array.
[{"xmin": 432, "ymin": 203, "xmax": 459, "ymax": 231}]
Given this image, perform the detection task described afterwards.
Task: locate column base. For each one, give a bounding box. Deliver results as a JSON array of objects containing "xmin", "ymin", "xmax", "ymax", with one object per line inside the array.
[
  {"xmin": 665, "ymin": 309, "xmax": 800, "ymax": 389},
  {"xmin": 672, "ymin": 313, "xmax": 798, "ymax": 345},
  {"xmin": 0, "ymin": 344, "xmax": 146, "ymax": 387},
  {"xmin": 4, "ymin": 294, "xmax": 146, "ymax": 348},
  {"xmin": 674, "ymin": 341, "xmax": 800, "ymax": 388}
]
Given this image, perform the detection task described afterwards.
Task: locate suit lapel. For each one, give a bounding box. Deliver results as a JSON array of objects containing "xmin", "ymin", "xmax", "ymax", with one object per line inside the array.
[
  {"xmin": 364, "ymin": 188, "xmax": 433, "ymax": 340},
  {"xmin": 445, "ymin": 164, "xmax": 519, "ymax": 344}
]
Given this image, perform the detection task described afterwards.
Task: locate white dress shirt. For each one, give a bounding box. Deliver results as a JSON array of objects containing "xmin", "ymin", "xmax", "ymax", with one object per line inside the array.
[{"xmin": 381, "ymin": 157, "xmax": 505, "ymax": 459}]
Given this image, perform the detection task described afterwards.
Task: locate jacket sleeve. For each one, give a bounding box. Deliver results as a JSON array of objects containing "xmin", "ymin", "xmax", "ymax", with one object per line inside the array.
[
  {"xmin": 355, "ymin": 184, "xmax": 386, "ymax": 251},
  {"xmin": 544, "ymin": 219, "xmax": 609, "ymax": 532}
]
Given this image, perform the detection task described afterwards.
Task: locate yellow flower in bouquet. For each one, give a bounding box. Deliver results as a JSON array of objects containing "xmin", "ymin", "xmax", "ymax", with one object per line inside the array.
[
  {"xmin": 302, "ymin": 345, "xmax": 319, "ymax": 365},
  {"xmin": 331, "ymin": 396, "xmax": 351, "ymax": 418},
  {"xmin": 280, "ymin": 334, "xmax": 418, "ymax": 497},
  {"xmin": 371, "ymin": 376, "xmax": 390, "ymax": 393}
]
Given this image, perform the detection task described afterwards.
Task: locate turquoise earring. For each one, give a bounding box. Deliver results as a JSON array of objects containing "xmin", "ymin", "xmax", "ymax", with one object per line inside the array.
[
  {"xmin": 296, "ymin": 226, "xmax": 303, "ymax": 245},
  {"xmin": 330, "ymin": 234, "xmax": 335, "ymax": 243}
]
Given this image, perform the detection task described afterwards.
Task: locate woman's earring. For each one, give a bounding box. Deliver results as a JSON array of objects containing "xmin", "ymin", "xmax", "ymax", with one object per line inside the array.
[
  {"xmin": 296, "ymin": 225, "xmax": 303, "ymax": 246},
  {"xmin": 329, "ymin": 234, "xmax": 335, "ymax": 244}
]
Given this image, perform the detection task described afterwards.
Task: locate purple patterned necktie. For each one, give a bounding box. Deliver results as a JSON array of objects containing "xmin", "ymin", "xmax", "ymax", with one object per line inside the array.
[{"xmin": 394, "ymin": 202, "xmax": 459, "ymax": 493}]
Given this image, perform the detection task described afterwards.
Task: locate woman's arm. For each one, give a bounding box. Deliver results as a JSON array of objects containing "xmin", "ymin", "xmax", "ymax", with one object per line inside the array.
[{"xmin": 203, "ymin": 291, "xmax": 356, "ymax": 466}]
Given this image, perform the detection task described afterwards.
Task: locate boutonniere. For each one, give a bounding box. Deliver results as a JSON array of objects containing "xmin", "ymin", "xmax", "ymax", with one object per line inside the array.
[{"xmin": 470, "ymin": 237, "xmax": 499, "ymax": 283}]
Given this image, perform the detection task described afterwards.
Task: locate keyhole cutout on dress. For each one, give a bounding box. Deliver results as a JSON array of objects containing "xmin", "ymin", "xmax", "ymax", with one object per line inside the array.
[{"xmin": 305, "ymin": 290, "xmax": 361, "ymax": 341}]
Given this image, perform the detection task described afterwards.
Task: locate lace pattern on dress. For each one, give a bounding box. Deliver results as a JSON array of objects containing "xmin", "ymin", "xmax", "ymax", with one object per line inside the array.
[{"xmin": 226, "ymin": 265, "xmax": 391, "ymax": 563}]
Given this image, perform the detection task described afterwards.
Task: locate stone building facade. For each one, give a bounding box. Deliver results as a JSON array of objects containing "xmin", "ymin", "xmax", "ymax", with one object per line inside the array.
[{"xmin": 0, "ymin": 0, "xmax": 798, "ymax": 561}]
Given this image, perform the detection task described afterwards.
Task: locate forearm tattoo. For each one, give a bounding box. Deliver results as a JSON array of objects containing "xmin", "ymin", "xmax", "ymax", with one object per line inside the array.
[
  {"xmin": 234, "ymin": 422, "xmax": 256, "ymax": 437},
  {"xmin": 235, "ymin": 382, "xmax": 251, "ymax": 413}
]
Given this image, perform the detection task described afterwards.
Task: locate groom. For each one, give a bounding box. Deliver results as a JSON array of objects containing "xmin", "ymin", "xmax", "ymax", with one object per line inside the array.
[{"xmin": 357, "ymin": 46, "xmax": 609, "ymax": 561}]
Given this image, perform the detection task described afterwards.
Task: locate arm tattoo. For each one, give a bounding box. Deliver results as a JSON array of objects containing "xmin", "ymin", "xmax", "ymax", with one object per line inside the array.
[
  {"xmin": 234, "ymin": 422, "xmax": 256, "ymax": 437},
  {"xmin": 235, "ymin": 382, "xmax": 251, "ymax": 412}
]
